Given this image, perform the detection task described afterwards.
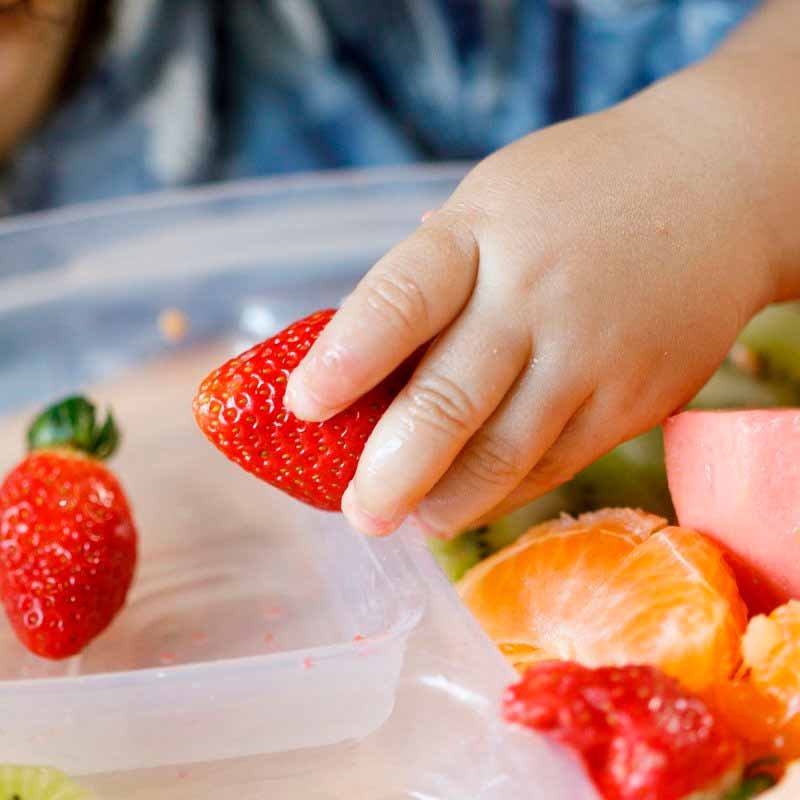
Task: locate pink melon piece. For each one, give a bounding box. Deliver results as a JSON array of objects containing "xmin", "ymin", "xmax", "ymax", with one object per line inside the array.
[{"xmin": 664, "ymin": 409, "xmax": 800, "ymax": 613}]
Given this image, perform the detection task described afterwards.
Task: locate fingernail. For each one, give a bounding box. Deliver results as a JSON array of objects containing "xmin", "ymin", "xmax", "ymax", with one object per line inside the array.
[
  {"xmin": 409, "ymin": 511, "xmax": 452, "ymax": 540},
  {"xmin": 284, "ymin": 372, "xmax": 330, "ymax": 421},
  {"xmin": 341, "ymin": 484, "xmax": 403, "ymax": 537}
]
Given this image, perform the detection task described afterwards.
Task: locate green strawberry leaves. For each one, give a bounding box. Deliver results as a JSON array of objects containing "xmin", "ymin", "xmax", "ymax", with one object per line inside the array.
[{"xmin": 27, "ymin": 396, "xmax": 120, "ymax": 459}]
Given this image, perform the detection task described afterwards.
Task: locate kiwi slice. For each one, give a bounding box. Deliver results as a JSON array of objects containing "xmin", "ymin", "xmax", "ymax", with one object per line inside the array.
[
  {"xmin": 568, "ymin": 427, "xmax": 674, "ymax": 520},
  {"xmin": 482, "ymin": 485, "xmax": 574, "ymax": 553},
  {"xmin": 690, "ymin": 362, "xmax": 798, "ymax": 410},
  {"xmin": 428, "ymin": 528, "xmax": 486, "ymax": 582},
  {"xmin": 0, "ymin": 765, "xmax": 92, "ymax": 799},
  {"xmin": 738, "ymin": 301, "xmax": 800, "ymax": 387}
]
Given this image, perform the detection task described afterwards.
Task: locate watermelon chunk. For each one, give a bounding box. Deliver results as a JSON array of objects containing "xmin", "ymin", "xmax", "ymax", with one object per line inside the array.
[{"xmin": 664, "ymin": 410, "xmax": 800, "ymax": 613}]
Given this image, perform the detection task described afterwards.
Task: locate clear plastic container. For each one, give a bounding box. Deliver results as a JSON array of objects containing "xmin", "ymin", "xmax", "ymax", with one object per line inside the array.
[{"xmin": 0, "ymin": 166, "xmax": 596, "ymax": 799}]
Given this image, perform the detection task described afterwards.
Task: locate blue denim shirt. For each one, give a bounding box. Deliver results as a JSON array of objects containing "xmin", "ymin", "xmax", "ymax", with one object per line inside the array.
[{"xmin": 1, "ymin": 0, "xmax": 759, "ymax": 214}]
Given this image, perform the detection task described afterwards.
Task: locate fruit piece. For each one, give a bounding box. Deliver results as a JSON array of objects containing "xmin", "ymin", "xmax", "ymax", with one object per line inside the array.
[
  {"xmin": 713, "ymin": 602, "xmax": 800, "ymax": 761},
  {"xmin": 503, "ymin": 661, "xmax": 742, "ymax": 800},
  {"xmin": 0, "ymin": 765, "xmax": 94, "ymax": 799},
  {"xmin": 432, "ymin": 488, "xmax": 575, "ymax": 580},
  {"xmin": 0, "ymin": 397, "xmax": 137, "ymax": 659},
  {"xmin": 690, "ymin": 363, "xmax": 798, "ymax": 411},
  {"xmin": 738, "ymin": 302, "xmax": 800, "ymax": 387},
  {"xmin": 458, "ymin": 509, "xmax": 746, "ymax": 691},
  {"xmin": 481, "ymin": 484, "xmax": 575, "ymax": 553},
  {"xmin": 428, "ymin": 528, "xmax": 486, "ymax": 581},
  {"xmin": 569, "ymin": 428, "xmax": 674, "ymax": 520},
  {"xmin": 664, "ymin": 410, "xmax": 800, "ymax": 612},
  {"xmin": 193, "ymin": 309, "xmax": 408, "ymax": 512}
]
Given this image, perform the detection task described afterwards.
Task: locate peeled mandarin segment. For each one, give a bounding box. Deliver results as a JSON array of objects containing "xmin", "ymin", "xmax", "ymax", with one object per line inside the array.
[
  {"xmin": 459, "ymin": 526, "xmax": 640, "ymax": 654},
  {"xmin": 710, "ymin": 679, "xmax": 800, "ymax": 761},
  {"xmin": 458, "ymin": 509, "xmax": 667, "ymax": 660},
  {"xmin": 498, "ymin": 642, "xmax": 552, "ymax": 672},
  {"xmin": 459, "ymin": 511, "xmax": 745, "ymax": 695},
  {"xmin": 569, "ymin": 507, "xmax": 667, "ymax": 539},
  {"xmin": 745, "ymin": 601, "xmax": 800, "ymax": 690},
  {"xmin": 577, "ymin": 527, "xmax": 746, "ymax": 692},
  {"xmin": 723, "ymin": 600, "xmax": 800, "ymax": 759},
  {"xmin": 743, "ymin": 615, "xmax": 786, "ymax": 670}
]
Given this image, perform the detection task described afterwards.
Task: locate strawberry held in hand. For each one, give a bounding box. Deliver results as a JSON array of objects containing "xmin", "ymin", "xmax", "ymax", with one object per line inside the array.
[
  {"xmin": 193, "ymin": 309, "xmax": 407, "ymax": 511},
  {"xmin": 0, "ymin": 397, "xmax": 137, "ymax": 659},
  {"xmin": 503, "ymin": 661, "xmax": 742, "ymax": 800}
]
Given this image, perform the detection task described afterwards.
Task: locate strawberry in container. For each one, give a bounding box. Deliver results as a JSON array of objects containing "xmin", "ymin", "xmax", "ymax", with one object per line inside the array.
[{"xmin": 0, "ymin": 396, "xmax": 137, "ymax": 659}]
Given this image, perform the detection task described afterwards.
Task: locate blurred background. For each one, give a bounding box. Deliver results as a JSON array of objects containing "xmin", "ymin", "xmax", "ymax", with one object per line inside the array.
[{"xmin": 0, "ymin": 0, "xmax": 757, "ymax": 217}]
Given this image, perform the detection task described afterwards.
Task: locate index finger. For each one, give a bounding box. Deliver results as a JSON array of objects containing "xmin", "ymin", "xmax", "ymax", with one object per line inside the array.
[{"xmin": 285, "ymin": 214, "xmax": 480, "ymax": 421}]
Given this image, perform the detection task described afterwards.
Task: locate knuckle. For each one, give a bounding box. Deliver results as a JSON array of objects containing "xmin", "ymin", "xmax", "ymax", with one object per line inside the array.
[
  {"xmin": 363, "ymin": 270, "xmax": 428, "ymax": 337},
  {"xmin": 460, "ymin": 432, "xmax": 526, "ymax": 488},
  {"xmin": 405, "ymin": 371, "xmax": 476, "ymax": 438},
  {"xmin": 412, "ymin": 214, "xmax": 481, "ymax": 278},
  {"xmin": 523, "ymin": 450, "xmax": 575, "ymax": 494},
  {"xmin": 430, "ymin": 213, "xmax": 481, "ymax": 261}
]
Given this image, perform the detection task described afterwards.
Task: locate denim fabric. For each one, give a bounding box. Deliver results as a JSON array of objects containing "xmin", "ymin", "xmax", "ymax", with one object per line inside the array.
[{"xmin": 1, "ymin": 0, "xmax": 759, "ymax": 214}]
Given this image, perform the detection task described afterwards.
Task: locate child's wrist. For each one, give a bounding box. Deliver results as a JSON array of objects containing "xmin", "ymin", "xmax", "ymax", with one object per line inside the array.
[
  {"xmin": 680, "ymin": 51, "xmax": 800, "ymax": 304},
  {"xmin": 615, "ymin": 66, "xmax": 781, "ymax": 314},
  {"xmin": 625, "ymin": 53, "xmax": 799, "ymax": 309}
]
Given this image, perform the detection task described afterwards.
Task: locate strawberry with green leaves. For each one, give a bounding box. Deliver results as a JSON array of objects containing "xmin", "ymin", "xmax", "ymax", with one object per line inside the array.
[
  {"xmin": 0, "ymin": 396, "xmax": 137, "ymax": 659},
  {"xmin": 194, "ymin": 309, "xmax": 409, "ymax": 511}
]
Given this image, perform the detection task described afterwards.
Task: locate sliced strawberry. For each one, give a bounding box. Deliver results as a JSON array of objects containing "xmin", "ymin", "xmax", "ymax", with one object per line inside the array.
[{"xmin": 503, "ymin": 661, "xmax": 742, "ymax": 800}]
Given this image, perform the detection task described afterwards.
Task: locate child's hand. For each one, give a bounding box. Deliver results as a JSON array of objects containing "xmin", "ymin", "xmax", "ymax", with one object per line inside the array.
[{"xmin": 285, "ymin": 62, "xmax": 792, "ymax": 538}]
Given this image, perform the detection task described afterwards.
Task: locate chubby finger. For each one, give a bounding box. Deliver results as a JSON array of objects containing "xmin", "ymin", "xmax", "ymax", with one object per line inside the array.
[
  {"xmin": 285, "ymin": 214, "xmax": 479, "ymax": 421},
  {"xmin": 469, "ymin": 395, "xmax": 625, "ymax": 528},
  {"xmin": 412, "ymin": 368, "xmax": 592, "ymax": 538},
  {"xmin": 341, "ymin": 307, "xmax": 529, "ymax": 535}
]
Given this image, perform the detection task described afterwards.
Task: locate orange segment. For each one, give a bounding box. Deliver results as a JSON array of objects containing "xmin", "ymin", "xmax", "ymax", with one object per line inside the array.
[
  {"xmin": 743, "ymin": 601, "xmax": 800, "ymax": 692},
  {"xmin": 458, "ymin": 508, "xmax": 746, "ymax": 692},
  {"xmin": 580, "ymin": 527, "xmax": 747, "ymax": 691},
  {"xmin": 713, "ymin": 601, "xmax": 800, "ymax": 759}
]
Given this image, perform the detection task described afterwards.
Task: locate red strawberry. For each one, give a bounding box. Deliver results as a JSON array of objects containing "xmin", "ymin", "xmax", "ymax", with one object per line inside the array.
[
  {"xmin": 0, "ymin": 397, "xmax": 137, "ymax": 659},
  {"xmin": 503, "ymin": 661, "xmax": 742, "ymax": 800},
  {"xmin": 193, "ymin": 308, "xmax": 408, "ymax": 511}
]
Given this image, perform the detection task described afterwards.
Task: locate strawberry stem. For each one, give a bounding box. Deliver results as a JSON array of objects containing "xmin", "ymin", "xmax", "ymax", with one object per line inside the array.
[{"xmin": 27, "ymin": 396, "xmax": 120, "ymax": 459}]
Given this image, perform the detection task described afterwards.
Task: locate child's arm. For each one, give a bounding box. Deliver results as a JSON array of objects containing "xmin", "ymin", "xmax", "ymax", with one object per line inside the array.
[
  {"xmin": 692, "ymin": 0, "xmax": 800, "ymax": 302},
  {"xmin": 286, "ymin": 0, "xmax": 800, "ymax": 538}
]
